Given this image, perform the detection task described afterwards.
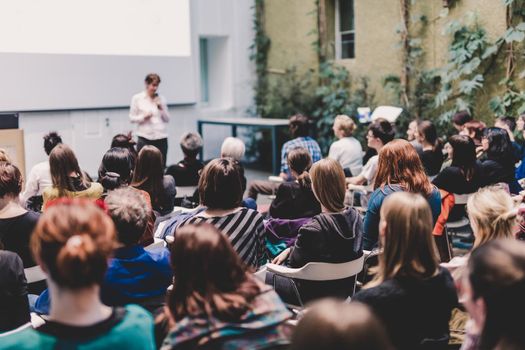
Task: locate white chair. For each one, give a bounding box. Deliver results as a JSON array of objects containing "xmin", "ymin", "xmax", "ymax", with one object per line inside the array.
[
  {"xmin": 24, "ymin": 265, "xmax": 47, "ymax": 284},
  {"xmin": 266, "ymin": 255, "xmax": 365, "ymax": 307},
  {"xmin": 445, "ymin": 193, "xmax": 473, "ymax": 253},
  {"xmin": 175, "ymin": 186, "xmax": 197, "ymax": 198}
]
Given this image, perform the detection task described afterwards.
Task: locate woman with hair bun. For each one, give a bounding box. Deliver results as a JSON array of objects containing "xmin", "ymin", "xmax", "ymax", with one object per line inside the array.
[
  {"xmin": 269, "ymin": 147, "xmax": 321, "ymax": 219},
  {"xmin": 0, "ymin": 199, "xmax": 155, "ymax": 349}
]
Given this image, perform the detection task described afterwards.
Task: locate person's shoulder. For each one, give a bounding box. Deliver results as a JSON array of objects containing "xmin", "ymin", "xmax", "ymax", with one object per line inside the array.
[
  {"xmin": 0, "ymin": 250, "xmax": 24, "ymax": 269},
  {"xmin": 0, "ymin": 326, "xmax": 46, "ymax": 350},
  {"xmin": 25, "ymin": 210, "xmax": 41, "ymax": 222},
  {"xmin": 87, "ymin": 182, "xmax": 104, "ymax": 196},
  {"xmin": 123, "ymin": 304, "xmax": 154, "ymax": 323},
  {"xmin": 131, "ymin": 91, "xmax": 145, "ymax": 100},
  {"xmin": 353, "ymin": 280, "xmax": 403, "ymax": 302},
  {"xmin": 163, "ymin": 174, "xmax": 175, "ymax": 187},
  {"xmin": 109, "ymin": 305, "xmax": 155, "ymax": 348}
]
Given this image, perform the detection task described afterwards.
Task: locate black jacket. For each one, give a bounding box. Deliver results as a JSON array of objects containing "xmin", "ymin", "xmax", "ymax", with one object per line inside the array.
[
  {"xmin": 269, "ymin": 182, "xmax": 321, "ymax": 219},
  {"xmin": 353, "ymin": 267, "xmax": 458, "ymax": 349},
  {"xmin": 289, "ymin": 207, "xmax": 363, "ymax": 268},
  {"xmin": 0, "ymin": 251, "xmax": 30, "ymax": 332}
]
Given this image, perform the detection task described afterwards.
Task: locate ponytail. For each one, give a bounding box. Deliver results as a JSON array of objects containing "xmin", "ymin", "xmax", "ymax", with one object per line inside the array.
[
  {"xmin": 297, "ymin": 171, "xmax": 312, "ymax": 189},
  {"xmin": 492, "ymin": 209, "xmax": 518, "ymax": 238}
]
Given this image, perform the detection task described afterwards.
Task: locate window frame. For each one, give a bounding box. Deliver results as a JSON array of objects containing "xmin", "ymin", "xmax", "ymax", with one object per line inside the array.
[{"xmin": 335, "ymin": 0, "xmax": 355, "ymax": 60}]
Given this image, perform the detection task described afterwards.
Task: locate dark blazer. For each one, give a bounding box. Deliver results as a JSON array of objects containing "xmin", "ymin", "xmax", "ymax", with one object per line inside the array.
[
  {"xmin": 0, "ymin": 251, "xmax": 30, "ymax": 332},
  {"xmin": 269, "ymin": 182, "xmax": 321, "ymax": 219}
]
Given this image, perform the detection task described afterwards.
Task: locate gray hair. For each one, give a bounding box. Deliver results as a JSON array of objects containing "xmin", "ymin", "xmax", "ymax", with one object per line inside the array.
[
  {"xmin": 180, "ymin": 132, "xmax": 203, "ymax": 154},
  {"xmin": 220, "ymin": 137, "xmax": 245, "ymax": 161},
  {"xmin": 105, "ymin": 187, "xmax": 150, "ymax": 245}
]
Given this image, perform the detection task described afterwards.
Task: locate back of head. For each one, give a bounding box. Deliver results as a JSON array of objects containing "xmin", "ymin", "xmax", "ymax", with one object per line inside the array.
[
  {"xmin": 368, "ymin": 118, "xmax": 395, "ymax": 145},
  {"xmin": 0, "ymin": 162, "xmax": 22, "ymax": 198},
  {"xmin": 452, "ymin": 111, "xmax": 472, "ymax": 127},
  {"xmin": 180, "ymin": 132, "xmax": 203, "ymax": 158},
  {"xmin": 484, "ymin": 127, "xmax": 514, "ymax": 163},
  {"xmin": 287, "ymin": 147, "xmax": 313, "ymax": 188},
  {"xmin": 31, "ymin": 199, "xmax": 116, "ymax": 289},
  {"xmin": 98, "ymin": 147, "xmax": 134, "ymax": 191},
  {"xmin": 198, "ymin": 158, "xmax": 243, "ymax": 210},
  {"xmin": 334, "ymin": 114, "xmax": 356, "ymax": 137},
  {"xmin": 449, "ymin": 135, "xmax": 476, "ymax": 170},
  {"xmin": 467, "ymin": 186, "xmax": 516, "ymax": 248},
  {"xmin": 220, "ymin": 137, "xmax": 245, "ymax": 161},
  {"xmin": 131, "ymin": 145, "xmax": 164, "ymax": 203},
  {"xmin": 169, "ymin": 223, "xmax": 259, "ymax": 320},
  {"xmin": 291, "ymin": 299, "xmax": 394, "ymax": 350},
  {"xmin": 495, "ymin": 116, "xmax": 517, "ymax": 132},
  {"xmin": 49, "ymin": 144, "xmax": 85, "ymax": 192},
  {"xmin": 417, "ymin": 120, "xmax": 442, "ymax": 152},
  {"xmin": 111, "ymin": 133, "xmax": 136, "ymax": 151},
  {"xmin": 468, "ymin": 239, "xmax": 525, "ymax": 350},
  {"xmin": 310, "ymin": 158, "xmax": 345, "ymax": 212},
  {"xmin": 43, "ymin": 131, "xmax": 63, "ymax": 156},
  {"xmin": 375, "ymin": 139, "xmax": 432, "ymax": 195},
  {"xmin": 369, "ymin": 191, "xmax": 439, "ymax": 286},
  {"xmin": 105, "ymin": 187, "xmax": 150, "ymax": 246},
  {"xmin": 289, "ymin": 114, "xmax": 310, "ymax": 138}
]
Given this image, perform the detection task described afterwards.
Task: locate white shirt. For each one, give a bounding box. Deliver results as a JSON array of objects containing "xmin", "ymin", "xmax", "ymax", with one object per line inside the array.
[
  {"xmin": 328, "ymin": 136, "xmax": 363, "ymax": 176},
  {"xmin": 19, "ymin": 161, "xmax": 52, "ymax": 206},
  {"xmin": 360, "ymin": 155, "xmax": 379, "ymax": 186},
  {"xmin": 129, "ymin": 91, "xmax": 170, "ymax": 140}
]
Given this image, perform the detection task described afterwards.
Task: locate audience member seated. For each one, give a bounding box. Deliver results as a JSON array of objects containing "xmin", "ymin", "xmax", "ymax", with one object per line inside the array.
[
  {"xmin": 110, "ymin": 132, "xmax": 138, "ymax": 167},
  {"xmin": 157, "ymin": 223, "xmax": 291, "ymax": 349},
  {"xmin": 406, "ymin": 119, "xmax": 423, "ymax": 153},
  {"xmin": 269, "ymin": 147, "xmax": 321, "ymax": 219},
  {"xmin": 416, "ymin": 120, "xmax": 444, "ymax": 176},
  {"xmin": 432, "ymin": 135, "xmax": 483, "ymax": 221},
  {"xmin": 328, "ymin": 114, "xmax": 363, "ymax": 176},
  {"xmin": 459, "ymin": 239, "xmax": 525, "ymax": 350},
  {"xmin": 363, "ymin": 139, "xmax": 441, "ymax": 250},
  {"xmin": 247, "ymin": 114, "xmax": 321, "ymax": 200},
  {"xmin": 0, "ymin": 162, "xmax": 39, "ymax": 268},
  {"xmin": 132, "ymin": 145, "xmax": 176, "ymax": 216},
  {"xmin": 353, "ymin": 192, "xmax": 457, "ymax": 349},
  {"xmin": 165, "ymin": 132, "xmax": 203, "ymax": 187},
  {"xmin": 176, "ymin": 158, "xmax": 266, "ymax": 267},
  {"xmin": 290, "ymin": 299, "xmax": 394, "ymax": 350},
  {"xmin": 42, "ymin": 144, "xmax": 103, "ymax": 208},
  {"xmin": 98, "ymin": 147, "xmax": 155, "ymax": 246},
  {"xmin": 452, "ymin": 110, "xmax": 472, "ymax": 132},
  {"xmin": 0, "ymin": 250, "xmax": 29, "ymax": 333},
  {"xmin": 20, "ymin": 132, "xmax": 62, "ymax": 211},
  {"xmin": 460, "ymin": 120, "xmax": 486, "ymax": 151},
  {"xmin": 480, "ymin": 127, "xmax": 522, "ymax": 194},
  {"xmin": 220, "ymin": 137, "xmax": 257, "ymax": 210},
  {"xmin": 102, "ymin": 188, "xmax": 172, "ymax": 310},
  {"xmin": 270, "ymin": 158, "xmax": 363, "ymax": 303},
  {"xmin": 442, "ymin": 185, "xmax": 516, "ymax": 275},
  {"xmin": 346, "ymin": 118, "xmax": 395, "ymax": 187},
  {"xmin": 0, "ymin": 199, "xmax": 155, "ymax": 349}
]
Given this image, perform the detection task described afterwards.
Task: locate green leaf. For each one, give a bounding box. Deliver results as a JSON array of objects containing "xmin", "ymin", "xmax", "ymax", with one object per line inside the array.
[
  {"xmin": 458, "ymin": 75, "xmax": 484, "ymax": 94},
  {"xmin": 482, "ymin": 45, "xmax": 499, "ymax": 59}
]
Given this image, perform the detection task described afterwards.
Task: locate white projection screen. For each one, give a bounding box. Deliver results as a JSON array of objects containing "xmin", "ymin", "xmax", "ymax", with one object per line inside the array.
[{"xmin": 0, "ymin": 0, "xmax": 195, "ymax": 111}]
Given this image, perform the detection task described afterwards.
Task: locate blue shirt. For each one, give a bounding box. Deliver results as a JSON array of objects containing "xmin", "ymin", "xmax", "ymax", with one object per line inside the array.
[
  {"xmin": 35, "ymin": 245, "xmax": 172, "ymax": 314},
  {"xmin": 363, "ymin": 185, "xmax": 442, "ymax": 250},
  {"xmin": 281, "ymin": 137, "xmax": 322, "ymax": 176}
]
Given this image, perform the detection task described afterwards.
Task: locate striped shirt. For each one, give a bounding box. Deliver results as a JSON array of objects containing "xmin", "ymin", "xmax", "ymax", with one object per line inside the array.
[{"xmin": 177, "ymin": 208, "xmax": 266, "ymax": 267}]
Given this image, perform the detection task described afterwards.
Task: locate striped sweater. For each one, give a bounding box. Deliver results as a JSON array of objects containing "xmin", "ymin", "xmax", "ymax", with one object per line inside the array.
[{"xmin": 177, "ymin": 208, "xmax": 266, "ymax": 267}]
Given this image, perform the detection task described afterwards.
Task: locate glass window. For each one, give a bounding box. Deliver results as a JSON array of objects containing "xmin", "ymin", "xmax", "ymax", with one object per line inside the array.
[{"xmin": 337, "ymin": 0, "xmax": 355, "ymax": 59}]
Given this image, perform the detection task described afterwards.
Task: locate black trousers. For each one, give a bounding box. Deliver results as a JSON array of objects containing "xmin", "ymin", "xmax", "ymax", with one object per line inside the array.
[{"xmin": 137, "ymin": 136, "xmax": 168, "ymax": 168}]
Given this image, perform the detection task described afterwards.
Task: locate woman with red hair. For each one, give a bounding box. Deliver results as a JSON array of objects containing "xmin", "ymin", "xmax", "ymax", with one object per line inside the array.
[{"xmin": 363, "ymin": 139, "xmax": 441, "ymax": 250}]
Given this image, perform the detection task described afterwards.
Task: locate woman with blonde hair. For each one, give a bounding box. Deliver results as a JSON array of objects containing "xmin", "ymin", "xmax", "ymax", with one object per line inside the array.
[
  {"xmin": 271, "ymin": 158, "xmax": 363, "ymax": 302},
  {"xmin": 328, "ymin": 115, "xmax": 363, "ymax": 176},
  {"xmin": 42, "ymin": 144, "xmax": 103, "ymax": 208},
  {"xmin": 353, "ymin": 191, "xmax": 457, "ymax": 349},
  {"xmin": 363, "ymin": 139, "xmax": 441, "ymax": 250}
]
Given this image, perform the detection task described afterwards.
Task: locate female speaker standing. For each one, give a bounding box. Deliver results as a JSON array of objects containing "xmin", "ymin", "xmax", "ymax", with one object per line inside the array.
[{"xmin": 129, "ymin": 73, "xmax": 170, "ymax": 167}]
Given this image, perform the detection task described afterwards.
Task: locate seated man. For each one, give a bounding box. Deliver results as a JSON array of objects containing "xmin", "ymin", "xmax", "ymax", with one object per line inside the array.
[
  {"xmin": 247, "ymin": 114, "xmax": 322, "ymax": 200},
  {"xmin": 34, "ymin": 188, "xmax": 172, "ymax": 314},
  {"xmin": 165, "ymin": 132, "xmax": 204, "ymax": 187}
]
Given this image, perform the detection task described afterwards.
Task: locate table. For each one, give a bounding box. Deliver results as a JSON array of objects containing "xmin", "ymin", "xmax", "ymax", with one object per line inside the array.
[{"xmin": 197, "ymin": 117, "xmax": 289, "ymax": 174}]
